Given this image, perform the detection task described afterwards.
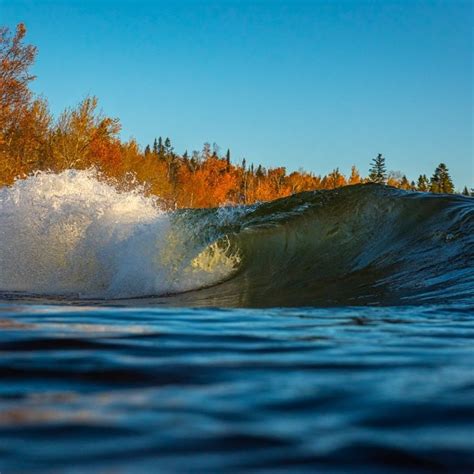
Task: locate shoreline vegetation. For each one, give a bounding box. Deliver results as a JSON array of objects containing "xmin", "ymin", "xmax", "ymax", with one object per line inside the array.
[{"xmin": 1, "ymin": 24, "xmax": 471, "ymax": 208}]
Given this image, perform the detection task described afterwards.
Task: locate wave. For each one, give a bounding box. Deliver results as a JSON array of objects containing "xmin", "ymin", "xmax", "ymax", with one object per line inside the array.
[
  {"xmin": 0, "ymin": 170, "xmax": 240, "ymax": 299},
  {"xmin": 0, "ymin": 169, "xmax": 473, "ymax": 306}
]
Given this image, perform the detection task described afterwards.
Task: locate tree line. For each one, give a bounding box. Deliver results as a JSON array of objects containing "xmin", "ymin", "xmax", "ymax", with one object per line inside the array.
[
  {"xmin": 367, "ymin": 154, "xmax": 470, "ymax": 195},
  {"xmin": 1, "ymin": 24, "xmax": 471, "ymax": 208}
]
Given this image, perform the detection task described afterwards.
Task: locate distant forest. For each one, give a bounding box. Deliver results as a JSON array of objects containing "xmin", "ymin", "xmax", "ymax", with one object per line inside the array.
[{"xmin": 1, "ymin": 24, "xmax": 472, "ymax": 208}]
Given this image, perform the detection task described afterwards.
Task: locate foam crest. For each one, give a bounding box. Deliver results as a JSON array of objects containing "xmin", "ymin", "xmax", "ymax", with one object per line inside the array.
[{"xmin": 0, "ymin": 170, "xmax": 240, "ymax": 298}]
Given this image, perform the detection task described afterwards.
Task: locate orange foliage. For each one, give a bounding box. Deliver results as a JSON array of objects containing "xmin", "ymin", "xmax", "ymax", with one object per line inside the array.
[{"xmin": 0, "ymin": 23, "xmax": 428, "ymax": 206}]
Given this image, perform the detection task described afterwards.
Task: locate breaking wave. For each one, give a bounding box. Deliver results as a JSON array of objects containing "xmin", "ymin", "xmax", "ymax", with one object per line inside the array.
[
  {"xmin": 0, "ymin": 170, "xmax": 240, "ymax": 299},
  {"xmin": 0, "ymin": 169, "xmax": 473, "ymax": 306}
]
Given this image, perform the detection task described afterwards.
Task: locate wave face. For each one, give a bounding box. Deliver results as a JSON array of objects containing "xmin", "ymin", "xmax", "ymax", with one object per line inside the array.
[{"xmin": 0, "ymin": 170, "xmax": 473, "ymax": 306}]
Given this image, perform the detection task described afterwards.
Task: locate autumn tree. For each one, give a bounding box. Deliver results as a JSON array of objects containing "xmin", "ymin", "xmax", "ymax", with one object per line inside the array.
[
  {"xmin": 268, "ymin": 167, "xmax": 287, "ymax": 196},
  {"xmin": 399, "ymin": 175, "xmax": 411, "ymax": 190},
  {"xmin": 0, "ymin": 23, "xmax": 50, "ymax": 183},
  {"xmin": 49, "ymin": 96, "xmax": 121, "ymax": 172},
  {"xmin": 326, "ymin": 168, "xmax": 346, "ymax": 189},
  {"xmin": 348, "ymin": 165, "xmax": 361, "ymax": 185},
  {"xmin": 0, "ymin": 23, "xmax": 35, "ymax": 126},
  {"xmin": 287, "ymin": 170, "xmax": 321, "ymax": 194},
  {"xmin": 0, "ymin": 24, "xmax": 461, "ymax": 207}
]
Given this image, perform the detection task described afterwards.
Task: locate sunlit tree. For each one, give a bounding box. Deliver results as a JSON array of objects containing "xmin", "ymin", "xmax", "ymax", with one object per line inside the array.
[{"xmin": 430, "ymin": 163, "xmax": 454, "ymax": 194}]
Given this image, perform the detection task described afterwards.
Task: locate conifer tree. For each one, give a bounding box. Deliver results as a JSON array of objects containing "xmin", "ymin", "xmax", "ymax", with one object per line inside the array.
[
  {"xmin": 164, "ymin": 137, "xmax": 172, "ymax": 154},
  {"xmin": 430, "ymin": 163, "xmax": 454, "ymax": 194},
  {"xmin": 368, "ymin": 154, "xmax": 387, "ymax": 184},
  {"xmin": 462, "ymin": 186, "xmax": 470, "ymax": 196},
  {"xmin": 144, "ymin": 144, "xmax": 151, "ymax": 156},
  {"xmin": 152, "ymin": 138, "xmax": 158, "ymax": 155},
  {"xmin": 417, "ymin": 174, "xmax": 429, "ymax": 192},
  {"xmin": 165, "ymin": 138, "xmax": 175, "ymax": 164}
]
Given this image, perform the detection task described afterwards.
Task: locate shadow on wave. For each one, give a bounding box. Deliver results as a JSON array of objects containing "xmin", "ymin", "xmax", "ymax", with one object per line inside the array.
[{"xmin": 165, "ymin": 184, "xmax": 474, "ymax": 307}]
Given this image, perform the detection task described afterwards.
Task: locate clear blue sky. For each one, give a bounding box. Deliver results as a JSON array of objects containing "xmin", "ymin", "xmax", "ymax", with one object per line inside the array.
[{"xmin": 2, "ymin": 0, "xmax": 472, "ymax": 188}]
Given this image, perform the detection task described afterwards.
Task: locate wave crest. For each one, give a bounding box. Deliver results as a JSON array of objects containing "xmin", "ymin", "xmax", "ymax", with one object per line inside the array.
[
  {"xmin": 0, "ymin": 170, "xmax": 473, "ymax": 306},
  {"xmin": 0, "ymin": 169, "xmax": 240, "ymax": 298}
]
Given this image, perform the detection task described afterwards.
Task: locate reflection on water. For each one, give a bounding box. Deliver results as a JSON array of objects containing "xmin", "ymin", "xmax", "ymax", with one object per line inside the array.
[{"xmin": 0, "ymin": 303, "xmax": 473, "ymax": 473}]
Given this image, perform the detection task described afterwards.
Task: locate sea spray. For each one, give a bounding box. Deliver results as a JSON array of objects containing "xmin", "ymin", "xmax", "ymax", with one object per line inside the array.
[{"xmin": 0, "ymin": 169, "xmax": 241, "ymax": 298}]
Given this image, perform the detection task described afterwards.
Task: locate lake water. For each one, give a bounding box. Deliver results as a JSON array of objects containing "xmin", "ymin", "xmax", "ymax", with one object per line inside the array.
[
  {"xmin": 1, "ymin": 303, "xmax": 473, "ymax": 473},
  {"xmin": 0, "ymin": 171, "xmax": 473, "ymax": 472}
]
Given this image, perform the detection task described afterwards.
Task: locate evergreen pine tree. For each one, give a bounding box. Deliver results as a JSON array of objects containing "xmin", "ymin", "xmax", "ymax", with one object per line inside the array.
[
  {"xmin": 164, "ymin": 137, "xmax": 172, "ymax": 154},
  {"xmin": 417, "ymin": 174, "xmax": 429, "ymax": 192},
  {"xmin": 226, "ymin": 149, "xmax": 231, "ymax": 166},
  {"xmin": 144, "ymin": 144, "xmax": 151, "ymax": 156},
  {"xmin": 152, "ymin": 138, "xmax": 158, "ymax": 155},
  {"xmin": 164, "ymin": 138, "xmax": 175, "ymax": 160},
  {"xmin": 462, "ymin": 186, "xmax": 470, "ymax": 196},
  {"xmin": 368, "ymin": 154, "xmax": 387, "ymax": 184},
  {"xmin": 430, "ymin": 163, "xmax": 454, "ymax": 194}
]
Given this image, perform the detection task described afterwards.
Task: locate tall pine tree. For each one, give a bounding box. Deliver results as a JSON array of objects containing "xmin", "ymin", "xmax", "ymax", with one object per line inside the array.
[
  {"xmin": 368, "ymin": 154, "xmax": 387, "ymax": 184},
  {"xmin": 430, "ymin": 163, "xmax": 454, "ymax": 194}
]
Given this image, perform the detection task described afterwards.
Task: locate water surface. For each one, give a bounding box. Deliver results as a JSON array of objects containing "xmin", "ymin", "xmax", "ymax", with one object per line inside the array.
[
  {"xmin": 1, "ymin": 172, "xmax": 473, "ymax": 472},
  {"xmin": 0, "ymin": 303, "xmax": 473, "ymax": 473}
]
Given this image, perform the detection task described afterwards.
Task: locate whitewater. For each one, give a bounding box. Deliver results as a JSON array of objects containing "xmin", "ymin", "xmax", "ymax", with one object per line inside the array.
[
  {"xmin": 0, "ymin": 169, "xmax": 473, "ymax": 473},
  {"xmin": 0, "ymin": 169, "xmax": 241, "ymax": 299}
]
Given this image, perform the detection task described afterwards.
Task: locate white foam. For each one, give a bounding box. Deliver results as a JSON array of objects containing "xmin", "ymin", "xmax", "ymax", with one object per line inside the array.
[{"xmin": 0, "ymin": 169, "xmax": 239, "ymax": 298}]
